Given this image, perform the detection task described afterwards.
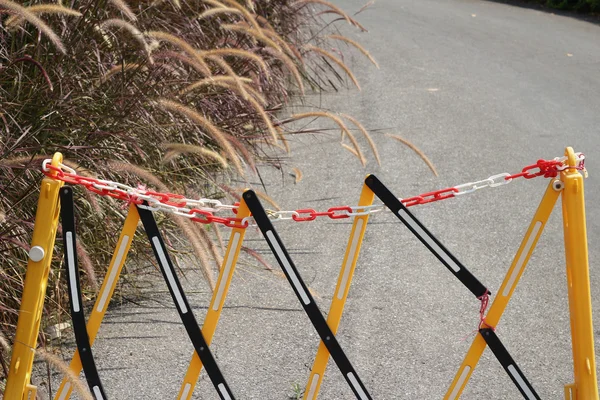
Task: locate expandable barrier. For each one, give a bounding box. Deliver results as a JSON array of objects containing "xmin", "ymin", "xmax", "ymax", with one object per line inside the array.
[{"xmin": 3, "ymin": 147, "xmax": 598, "ymax": 400}]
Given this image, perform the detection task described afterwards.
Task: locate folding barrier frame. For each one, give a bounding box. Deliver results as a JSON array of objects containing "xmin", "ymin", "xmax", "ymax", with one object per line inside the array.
[{"xmin": 4, "ymin": 147, "xmax": 598, "ymax": 400}]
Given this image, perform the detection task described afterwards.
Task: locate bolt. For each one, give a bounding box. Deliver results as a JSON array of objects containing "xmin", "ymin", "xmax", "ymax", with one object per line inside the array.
[
  {"xmin": 29, "ymin": 246, "xmax": 45, "ymax": 262},
  {"xmin": 553, "ymin": 180, "xmax": 564, "ymax": 191}
]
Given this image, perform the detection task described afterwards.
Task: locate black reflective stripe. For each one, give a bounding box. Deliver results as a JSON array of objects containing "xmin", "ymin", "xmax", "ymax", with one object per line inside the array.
[
  {"xmin": 243, "ymin": 190, "xmax": 372, "ymax": 400},
  {"xmin": 136, "ymin": 205, "xmax": 236, "ymax": 400},
  {"xmin": 479, "ymin": 328, "xmax": 541, "ymax": 400},
  {"xmin": 365, "ymin": 175, "xmax": 490, "ymax": 298},
  {"xmin": 60, "ymin": 186, "xmax": 108, "ymax": 400}
]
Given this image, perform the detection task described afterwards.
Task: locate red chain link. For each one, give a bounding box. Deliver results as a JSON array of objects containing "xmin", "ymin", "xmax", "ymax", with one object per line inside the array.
[
  {"xmin": 42, "ymin": 156, "xmax": 579, "ymax": 228},
  {"xmin": 505, "ymin": 159, "xmax": 563, "ymax": 180}
]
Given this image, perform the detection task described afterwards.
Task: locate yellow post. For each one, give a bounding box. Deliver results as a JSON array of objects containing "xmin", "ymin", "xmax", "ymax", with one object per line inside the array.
[
  {"xmin": 5, "ymin": 153, "xmax": 64, "ymax": 400},
  {"xmin": 54, "ymin": 205, "xmax": 139, "ymax": 400},
  {"xmin": 445, "ymin": 179, "xmax": 560, "ymax": 399},
  {"xmin": 177, "ymin": 202, "xmax": 251, "ymax": 400},
  {"xmin": 303, "ymin": 183, "xmax": 374, "ymax": 400},
  {"xmin": 561, "ymin": 147, "xmax": 598, "ymax": 400}
]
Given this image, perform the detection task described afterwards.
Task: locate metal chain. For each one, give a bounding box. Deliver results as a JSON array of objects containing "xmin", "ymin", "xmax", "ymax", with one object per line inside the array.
[{"xmin": 42, "ymin": 153, "xmax": 586, "ymax": 228}]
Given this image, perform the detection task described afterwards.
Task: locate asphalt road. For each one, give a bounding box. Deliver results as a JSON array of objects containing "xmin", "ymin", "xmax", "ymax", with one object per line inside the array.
[{"xmin": 37, "ymin": 1, "xmax": 600, "ymax": 399}]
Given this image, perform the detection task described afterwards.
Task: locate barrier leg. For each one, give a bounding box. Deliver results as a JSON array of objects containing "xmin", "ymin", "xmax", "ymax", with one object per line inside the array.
[
  {"xmin": 244, "ymin": 190, "xmax": 373, "ymax": 400},
  {"xmin": 59, "ymin": 187, "xmax": 107, "ymax": 399},
  {"xmin": 365, "ymin": 174, "xmax": 489, "ymax": 299},
  {"xmin": 177, "ymin": 202, "xmax": 251, "ymax": 400},
  {"xmin": 303, "ymin": 183, "xmax": 374, "ymax": 400},
  {"xmin": 444, "ymin": 179, "xmax": 560, "ymax": 400},
  {"xmin": 479, "ymin": 328, "xmax": 541, "ymax": 399},
  {"xmin": 561, "ymin": 147, "xmax": 598, "ymax": 400},
  {"xmin": 137, "ymin": 205, "xmax": 236, "ymax": 400},
  {"xmin": 5, "ymin": 153, "xmax": 64, "ymax": 400},
  {"xmin": 54, "ymin": 205, "xmax": 138, "ymax": 400}
]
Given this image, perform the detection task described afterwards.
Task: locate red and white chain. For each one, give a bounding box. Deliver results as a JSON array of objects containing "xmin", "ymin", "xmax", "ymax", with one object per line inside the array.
[{"xmin": 42, "ymin": 153, "xmax": 586, "ymax": 229}]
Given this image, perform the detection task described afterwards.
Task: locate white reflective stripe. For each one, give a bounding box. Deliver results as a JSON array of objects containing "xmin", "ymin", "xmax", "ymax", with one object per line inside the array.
[
  {"xmin": 266, "ymin": 230, "xmax": 311, "ymax": 305},
  {"xmin": 152, "ymin": 236, "xmax": 188, "ymax": 314},
  {"xmin": 57, "ymin": 383, "xmax": 71, "ymax": 400},
  {"xmin": 213, "ymin": 233, "xmax": 240, "ymax": 311},
  {"xmin": 447, "ymin": 366, "xmax": 471, "ymax": 400},
  {"xmin": 397, "ymin": 210, "xmax": 460, "ymax": 273},
  {"xmin": 180, "ymin": 383, "xmax": 192, "ymax": 399},
  {"xmin": 347, "ymin": 372, "xmax": 368, "ymax": 400},
  {"xmin": 337, "ymin": 219, "xmax": 364, "ymax": 300},
  {"xmin": 502, "ymin": 221, "xmax": 542, "ymax": 297},
  {"xmin": 93, "ymin": 386, "xmax": 104, "ymax": 400},
  {"xmin": 306, "ymin": 374, "xmax": 320, "ymax": 399},
  {"xmin": 508, "ymin": 365, "xmax": 537, "ymax": 399},
  {"xmin": 97, "ymin": 235, "xmax": 130, "ymax": 312},
  {"xmin": 66, "ymin": 232, "xmax": 80, "ymax": 312},
  {"xmin": 218, "ymin": 383, "xmax": 232, "ymax": 400}
]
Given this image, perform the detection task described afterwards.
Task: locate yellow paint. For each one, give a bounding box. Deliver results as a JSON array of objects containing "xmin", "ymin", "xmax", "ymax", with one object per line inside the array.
[
  {"xmin": 444, "ymin": 179, "xmax": 559, "ymax": 399},
  {"xmin": 561, "ymin": 147, "xmax": 598, "ymax": 400},
  {"xmin": 54, "ymin": 205, "xmax": 139, "ymax": 400},
  {"xmin": 5, "ymin": 153, "xmax": 64, "ymax": 400},
  {"xmin": 177, "ymin": 201, "xmax": 251, "ymax": 400},
  {"xmin": 303, "ymin": 183, "xmax": 375, "ymax": 400}
]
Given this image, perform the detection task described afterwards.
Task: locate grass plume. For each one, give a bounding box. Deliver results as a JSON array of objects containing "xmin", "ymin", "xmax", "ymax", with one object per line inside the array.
[
  {"xmin": 202, "ymin": 48, "xmax": 271, "ymax": 78},
  {"xmin": 385, "ymin": 134, "xmax": 438, "ymax": 176},
  {"xmin": 35, "ymin": 348, "xmax": 93, "ymax": 400},
  {"xmin": 146, "ymin": 31, "xmax": 211, "ymax": 75},
  {"xmin": 289, "ymin": 111, "xmax": 366, "ymax": 165},
  {"xmin": 341, "ymin": 113, "xmax": 380, "ymax": 165},
  {"xmin": 161, "ymin": 143, "xmax": 229, "ymax": 169},
  {"xmin": 327, "ymin": 34, "xmax": 379, "ymax": 68},
  {"xmin": 292, "ymin": 0, "xmax": 352, "ymax": 24},
  {"xmin": 5, "ymin": 4, "xmax": 81, "ymax": 28},
  {"xmin": 198, "ymin": 7, "xmax": 243, "ymax": 20},
  {"xmin": 0, "ymin": 0, "xmax": 66, "ymax": 53},
  {"xmin": 100, "ymin": 19, "xmax": 152, "ymax": 61},
  {"xmin": 108, "ymin": 0, "xmax": 137, "ymax": 21},
  {"xmin": 156, "ymin": 99, "xmax": 245, "ymax": 176},
  {"xmin": 304, "ymin": 44, "xmax": 361, "ymax": 90}
]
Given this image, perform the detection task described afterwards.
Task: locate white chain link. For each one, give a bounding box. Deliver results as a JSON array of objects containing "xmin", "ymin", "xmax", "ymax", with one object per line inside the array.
[{"xmin": 42, "ymin": 154, "xmax": 587, "ymax": 224}]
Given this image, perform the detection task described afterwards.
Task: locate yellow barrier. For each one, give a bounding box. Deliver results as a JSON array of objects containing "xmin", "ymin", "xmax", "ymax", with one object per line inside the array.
[
  {"xmin": 177, "ymin": 201, "xmax": 251, "ymax": 399},
  {"xmin": 561, "ymin": 148, "xmax": 598, "ymax": 400},
  {"xmin": 304, "ymin": 182, "xmax": 374, "ymax": 400},
  {"xmin": 445, "ymin": 147, "xmax": 598, "ymax": 400},
  {"xmin": 4, "ymin": 147, "xmax": 598, "ymax": 399},
  {"xmin": 54, "ymin": 205, "xmax": 139, "ymax": 400},
  {"xmin": 4, "ymin": 153, "xmax": 64, "ymax": 400}
]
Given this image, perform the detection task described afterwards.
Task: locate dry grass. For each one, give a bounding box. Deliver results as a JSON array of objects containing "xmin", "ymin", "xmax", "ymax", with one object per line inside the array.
[
  {"xmin": 100, "ymin": 19, "xmax": 152, "ymax": 61},
  {"xmin": 327, "ymin": 34, "xmax": 379, "ymax": 68},
  {"xmin": 162, "ymin": 143, "xmax": 229, "ymax": 169},
  {"xmin": 385, "ymin": 134, "xmax": 438, "ymax": 176},
  {"xmin": 156, "ymin": 99, "xmax": 245, "ymax": 176},
  {"xmin": 35, "ymin": 348, "xmax": 93, "ymax": 400},
  {"xmin": 146, "ymin": 30, "xmax": 211, "ymax": 75},
  {"xmin": 341, "ymin": 113, "xmax": 380, "ymax": 165},
  {"xmin": 0, "ymin": 0, "xmax": 66, "ymax": 53},
  {"xmin": 5, "ymin": 4, "xmax": 81, "ymax": 27},
  {"xmin": 0, "ymin": 1, "xmax": 408, "ymax": 390},
  {"xmin": 304, "ymin": 44, "xmax": 361, "ymax": 90},
  {"xmin": 289, "ymin": 111, "xmax": 366, "ymax": 166}
]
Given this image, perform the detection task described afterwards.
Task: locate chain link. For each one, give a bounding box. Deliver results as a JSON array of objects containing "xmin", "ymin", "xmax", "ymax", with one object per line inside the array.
[{"xmin": 42, "ymin": 153, "xmax": 586, "ymax": 229}]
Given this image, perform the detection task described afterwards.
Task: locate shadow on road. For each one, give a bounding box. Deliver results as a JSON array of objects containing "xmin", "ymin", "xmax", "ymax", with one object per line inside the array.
[{"xmin": 484, "ymin": 0, "xmax": 600, "ymax": 25}]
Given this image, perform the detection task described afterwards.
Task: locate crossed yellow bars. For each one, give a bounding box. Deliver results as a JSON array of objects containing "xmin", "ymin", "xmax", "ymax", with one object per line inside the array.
[
  {"xmin": 54, "ymin": 201, "xmax": 251, "ymax": 400},
  {"xmin": 445, "ymin": 147, "xmax": 598, "ymax": 400},
  {"xmin": 10, "ymin": 147, "xmax": 598, "ymax": 400},
  {"xmin": 303, "ymin": 183, "xmax": 375, "ymax": 399},
  {"xmin": 4, "ymin": 153, "xmax": 64, "ymax": 400}
]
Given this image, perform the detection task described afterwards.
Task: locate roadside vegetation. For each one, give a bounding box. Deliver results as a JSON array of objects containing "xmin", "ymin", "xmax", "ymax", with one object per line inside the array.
[
  {"xmin": 519, "ymin": 0, "xmax": 600, "ymax": 12},
  {"xmin": 0, "ymin": 0, "xmax": 396, "ymax": 393}
]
